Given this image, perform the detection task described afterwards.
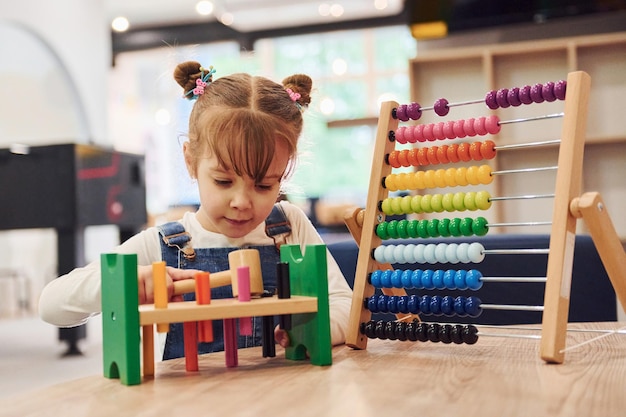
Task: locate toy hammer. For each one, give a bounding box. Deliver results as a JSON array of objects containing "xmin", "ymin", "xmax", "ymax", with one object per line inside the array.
[{"xmin": 172, "ymin": 249, "xmax": 263, "ymax": 297}]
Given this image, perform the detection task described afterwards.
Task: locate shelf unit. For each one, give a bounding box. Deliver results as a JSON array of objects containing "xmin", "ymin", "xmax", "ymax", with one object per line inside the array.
[{"xmin": 408, "ymin": 32, "xmax": 626, "ymax": 238}]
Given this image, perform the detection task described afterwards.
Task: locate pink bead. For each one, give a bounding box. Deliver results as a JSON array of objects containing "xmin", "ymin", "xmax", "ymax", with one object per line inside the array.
[
  {"xmin": 554, "ymin": 80, "xmax": 566, "ymax": 100},
  {"xmin": 405, "ymin": 125, "xmax": 417, "ymax": 143},
  {"xmin": 464, "ymin": 118, "xmax": 477, "ymax": 137},
  {"xmin": 396, "ymin": 104, "xmax": 409, "ymax": 121},
  {"xmin": 453, "ymin": 120, "xmax": 467, "ymax": 138},
  {"xmin": 414, "ymin": 124, "xmax": 426, "ymax": 142},
  {"xmin": 496, "ymin": 88, "xmax": 510, "ymax": 108},
  {"xmin": 507, "ymin": 87, "xmax": 522, "ymax": 106},
  {"xmin": 485, "ymin": 90, "xmax": 499, "ymax": 109},
  {"xmin": 542, "ymin": 81, "xmax": 556, "ymax": 102},
  {"xmin": 434, "ymin": 98, "xmax": 450, "ymax": 116},
  {"xmin": 443, "ymin": 121, "xmax": 456, "ymax": 139},
  {"xmin": 396, "ymin": 126, "xmax": 407, "ymax": 144},
  {"xmin": 485, "ymin": 115, "xmax": 501, "ymax": 134},
  {"xmin": 407, "ymin": 102, "xmax": 422, "ymax": 120},
  {"xmin": 474, "ymin": 117, "xmax": 488, "ymax": 136},
  {"xmin": 423, "ymin": 124, "xmax": 435, "ymax": 141},
  {"xmin": 433, "ymin": 122, "xmax": 446, "ymax": 140}
]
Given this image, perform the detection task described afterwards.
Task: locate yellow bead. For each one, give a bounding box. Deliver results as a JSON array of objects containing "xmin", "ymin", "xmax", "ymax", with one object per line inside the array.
[
  {"xmin": 424, "ymin": 170, "xmax": 436, "ymax": 189},
  {"xmin": 414, "ymin": 171, "xmax": 426, "ymax": 190},
  {"xmin": 385, "ymin": 174, "xmax": 397, "ymax": 191},
  {"xmin": 434, "ymin": 169, "xmax": 447, "ymax": 188},
  {"xmin": 466, "ymin": 166, "xmax": 479, "ymax": 185},
  {"xmin": 395, "ymin": 173, "xmax": 408, "ymax": 191},
  {"xmin": 455, "ymin": 167, "xmax": 469, "ymax": 186},
  {"xmin": 477, "ymin": 165, "xmax": 493, "ymax": 185},
  {"xmin": 445, "ymin": 168, "xmax": 457, "ymax": 187}
]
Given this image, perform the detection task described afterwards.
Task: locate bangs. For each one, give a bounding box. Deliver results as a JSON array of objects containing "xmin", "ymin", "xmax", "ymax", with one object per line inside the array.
[{"xmin": 200, "ymin": 109, "xmax": 293, "ymax": 182}]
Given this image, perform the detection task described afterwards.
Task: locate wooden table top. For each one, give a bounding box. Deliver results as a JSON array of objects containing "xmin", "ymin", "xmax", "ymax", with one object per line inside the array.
[{"xmin": 2, "ymin": 321, "xmax": 625, "ymax": 417}]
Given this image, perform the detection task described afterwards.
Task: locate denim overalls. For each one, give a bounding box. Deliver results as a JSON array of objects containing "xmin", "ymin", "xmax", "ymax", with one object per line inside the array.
[{"xmin": 158, "ymin": 204, "xmax": 291, "ymax": 360}]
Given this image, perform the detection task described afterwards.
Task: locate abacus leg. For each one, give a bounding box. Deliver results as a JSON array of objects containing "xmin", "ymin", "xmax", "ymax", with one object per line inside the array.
[
  {"xmin": 571, "ymin": 192, "xmax": 626, "ymax": 313},
  {"xmin": 142, "ymin": 325, "xmax": 155, "ymax": 377}
]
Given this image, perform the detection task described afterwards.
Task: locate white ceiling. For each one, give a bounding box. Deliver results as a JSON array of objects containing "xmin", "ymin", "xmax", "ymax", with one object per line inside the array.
[{"xmin": 105, "ymin": 0, "xmax": 405, "ymax": 32}]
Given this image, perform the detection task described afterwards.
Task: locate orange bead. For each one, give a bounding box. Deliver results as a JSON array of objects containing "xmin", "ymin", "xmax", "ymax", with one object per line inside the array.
[
  {"xmin": 469, "ymin": 142, "xmax": 483, "ymax": 161},
  {"xmin": 458, "ymin": 142, "xmax": 471, "ymax": 162},
  {"xmin": 437, "ymin": 145, "xmax": 450, "ymax": 164},
  {"xmin": 408, "ymin": 148, "xmax": 420, "ymax": 166},
  {"xmin": 398, "ymin": 149, "xmax": 410, "ymax": 167},
  {"xmin": 481, "ymin": 140, "xmax": 497, "ymax": 160},
  {"xmin": 417, "ymin": 147, "xmax": 430, "ymax": 166},
  {"xmin": 447, "ymin": 144, "xmax": 460, "ymax": 163},
  {"xmin": 387, "ymin": 151, "xmax": 401, "ymax": 168},
  {"xmin": 427, "ymin": 146, "xmax": 440, "ymax": 165}
]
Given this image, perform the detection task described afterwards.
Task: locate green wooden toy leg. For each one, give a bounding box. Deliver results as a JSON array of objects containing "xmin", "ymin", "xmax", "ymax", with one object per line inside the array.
[
  {"xmin": 280, "ymin": 244, "xmax": 332, "ymax": 366},
  {"xmin": 101, "ymin": 253, "xmax": 142, "ymax": 385}
]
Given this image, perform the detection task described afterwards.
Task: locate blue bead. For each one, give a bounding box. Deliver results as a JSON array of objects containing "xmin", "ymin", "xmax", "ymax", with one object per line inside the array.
[
  {"xmin": 419, "ymin": 295, "xmax": 432, "ymax": 315},
  {"xmin": 465, "ymin": 296, "xmax": 482, "ymax": 317},
  {"xmin": 430, "ymin": 295, "xmax": 443, "ymax": 315},
  {"xmin": 454, "ymin": 270, "xmax": 468, "ymax": 290},
  {"xmin": 380, "ymin": 270, "xmax": 393, "ymax": 288},
  {"xmin": 421, "ymin": 269, "xmax": 435, "ymax": 290},
  {"xmin": 411, "ymin": 270, "xmax": 422, "ymax": 288},
  {"xmin": 368, "ymin": 296, "xmax": 378, "ymax": 312},
  {"xmin": 432, "ymin": 270, "xmax": 445, "ymax": 289},
  {"xmin": 397, "ymin": 296, "xmax": 409, "ymax": 313},
  {"xmin": 401, "ymin": 270, "xmax": 413, "ymax": 288},
  {"xmin": 465, "ymin": 269, "xmax": 483, "ymax": 290},
  {"xmin": 377, "ymin": 295, "xmax": 389, "ymax": 312},
  {"xmin": 387, "ymin": 296, "xmax": 398, "ymax": 313},
  {"xmin": 370, "ymin": 270, "xmax": 382, "ymax": 288},
  {"xmin": 391, "ymin": 270, "xmax": 403, "ymax": 288},
  {"xmin": 443, "ymin": 269, "xmax": 456, "ymax": 289},
  {"xmin": 441, "ymin": 295, "xmax": 455, "ymax": 316},
  {"xmin": 407, "ymin": 295, "xmax": 419, "ymax": 314},
  {"xmin": 454, "ymin": 296, "xmax": 466, "ymax": 316}
]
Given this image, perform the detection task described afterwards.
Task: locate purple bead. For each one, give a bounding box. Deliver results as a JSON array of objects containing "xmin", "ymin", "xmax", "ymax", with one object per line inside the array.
[
  {"xmin": 519, "ymin": 85, "xmax": 533, "ymax": 104},
  {"xmin": 554, "ymin": 80, "xmax": 567, "ymax": 100},
  {"xmin": 396, "ymin": 104, "xmax": 409, "ymax": 122},
  {"xmin": 507, "ymin": 87, "xmax": 522, "ymax": 106},
  {"xmin": 407, "ymin": 102, "xmax": 422, "ymax": 120},
  {"xmin": 542, "ymin": 81, "xmax": 557, "ymax": 102},
  {"xmin": 434, "ymin": 98, "xmax": 450, "ymax": 116},
  {"xmin": 496, "ymin": 88, "xmax": 510, "ymax": 108},
  {"xmin": 485, "ymin": 90, "xmax": 499, "ymax": 109},
  {"xmin": 530, "ymin": 83, "xmax": 545, "ymax": 103}
]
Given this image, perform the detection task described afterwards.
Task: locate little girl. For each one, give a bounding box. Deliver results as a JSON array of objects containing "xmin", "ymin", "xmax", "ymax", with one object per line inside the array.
[{"xmin": 39, "ymin": 61, "xmax": 353, "ymax": 360}]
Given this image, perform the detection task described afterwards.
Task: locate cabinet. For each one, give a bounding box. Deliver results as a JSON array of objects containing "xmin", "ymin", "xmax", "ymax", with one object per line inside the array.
[{"xmin": 408, "ymin": 32, "xmax": 626, "ymax": 238}]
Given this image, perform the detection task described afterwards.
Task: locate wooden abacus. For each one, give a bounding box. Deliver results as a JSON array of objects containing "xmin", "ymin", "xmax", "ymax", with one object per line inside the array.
[
  {"xmin": 345, "ymin": 71, "xmax": 626, "ymax": 363},
  {"xmin": 101, "ymin": 244, "xmax": 332, "ymax": 386}
]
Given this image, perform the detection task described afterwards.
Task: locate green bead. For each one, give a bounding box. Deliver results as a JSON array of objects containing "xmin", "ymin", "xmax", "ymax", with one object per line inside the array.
[
  {"xmin": 390, "ymin": 197, "xmax": 403, "ymax": 215},
  {"xmin": 387, "ymin": 220, "xmax": 399, "ymax": 239},
  {"xmin": 452, "ymin": 193, "xmax": 466, "ymax": 211},
  {"xmin": 397, "ymin": 220, "xmax": 409, "ymax": 239},
  {"xmin": 449, "ymin": 217, "xmax": 462, "ymax": 237},
  {"xmin": 381, "ymin": 198, "xmax": 393, "ymax": 215},
  {"xmin": 464, "ymin": 191, "xmax": 477, "ymax": 211},
  {"xmin": 417, "ymin": 219, "xmax": 430, "ymax": 239},
  {"xmin": 426, "ymin": 219, "xmax": 441, "ymax": 238},
  {"xmin": 400, "ymin": 196, "xmax": 413, "ymax": 214},
  {"xmin": 442, "ymin": 193, "xmax": 455, "ymax": 212},
  {"xmin": 430, "ymin": 194, "xmax": 444, "ymax": 212},
  {"xmin": 459, "ymin": 217, "xmax": 474, "ymax": 236},
  {"xmin": 407, "ymin": 219, "xmax": 419, "ymax": 238},
  {"xmin": 410, "ymin": 195, "xmax": 422, "ymax": 214},
  {"xmin": 376, "ymin": 222, "xmax": 389, "ymax": 239},
  {"xmin": 437, "ymin": 218, "xmax": 452, "ymax": 237},
  {"xmin": 420, "ymin": 194, "xmax": 433, "ymax": 213},
  {"xmin": 472, "ymin": 216, "xmax": 489, "ymax": 236}
]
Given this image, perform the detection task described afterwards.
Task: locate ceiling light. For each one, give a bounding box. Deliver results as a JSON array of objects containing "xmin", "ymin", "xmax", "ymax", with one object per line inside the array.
[
  {"xmin": 195, "ymin": 1, "xmax": 214, "ymax": 16},
  {"xmin": 318, "ymin": 3, "xmax": 331, "ymax": 17},
  {"xmin": 332, "ymin": 58, "xmax": 347, "ymax": 76},
  {"xmin": 329, "ymin": 4, "xmax": 344, "ymax": 17},
  {"xmin": 220, "ymin": 12, "xmax": 234, "ymax": 26},
  {"xmin": 374, "ymin": 0, "xmax": 389, "ymax": 10},
  {"xmin": 111, "ymin": 16, "xmax": 130, "ymax": 32}
]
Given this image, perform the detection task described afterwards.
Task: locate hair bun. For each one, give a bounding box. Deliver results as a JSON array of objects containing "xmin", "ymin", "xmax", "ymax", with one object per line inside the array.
[{"xmin": 282, "ymin": 74, "xmax": 312, "ymax": 107}]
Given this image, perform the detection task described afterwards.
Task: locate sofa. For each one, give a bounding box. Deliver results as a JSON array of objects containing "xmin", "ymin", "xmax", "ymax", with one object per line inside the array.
[{"xmin": 327, "ymin": 234, "xmax": 617, "ymax": 325}]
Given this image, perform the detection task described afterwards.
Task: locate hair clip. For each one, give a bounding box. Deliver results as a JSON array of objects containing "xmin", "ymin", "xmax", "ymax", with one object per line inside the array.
[
  {"xmin": 285, "ymin": 88, "xmax": 301, "ymax": 102},
  {"xmin": 186, "ymin": 65, "xmax": 216, "ymax": 100}
]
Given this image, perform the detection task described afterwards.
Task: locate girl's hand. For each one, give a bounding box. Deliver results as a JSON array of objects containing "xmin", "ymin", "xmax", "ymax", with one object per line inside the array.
[
  {"xmin": 274, "ymin": 326, "xmax": 290, "ymax": 348},
  {"xmin": 137, "ymin": 265, "xmax": 202, "ymax": 304}
]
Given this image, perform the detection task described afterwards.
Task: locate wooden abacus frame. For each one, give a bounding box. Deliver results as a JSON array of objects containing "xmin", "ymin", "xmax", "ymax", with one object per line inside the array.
[{"xmin": 345, "ymin": 71, "xmax": 626, "ymax": 363}]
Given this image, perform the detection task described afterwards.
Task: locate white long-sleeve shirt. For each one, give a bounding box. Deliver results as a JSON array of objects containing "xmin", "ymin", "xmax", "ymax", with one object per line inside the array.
[{"xmin": 39, "ymin": 201, "xmax": 353, "ymax": 346}]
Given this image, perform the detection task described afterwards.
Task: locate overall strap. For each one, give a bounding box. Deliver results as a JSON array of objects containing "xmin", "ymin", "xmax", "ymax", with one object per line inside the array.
[
  {"xmin": 265, "ymin": 203, "xmax": 291, "ymax": 249},
  {"xmin": 157, "ymin": 221, "xmax": 196, "ymax": 262}
]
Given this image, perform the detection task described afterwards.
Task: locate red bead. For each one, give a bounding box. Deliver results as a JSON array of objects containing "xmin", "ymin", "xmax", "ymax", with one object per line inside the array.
[
  {"xmin": 388, "ymin": 151, "xmax": 401, "ymax": 168},
  {"xmin": 453, "ymin": 120, "xmax": 467, "ymax": 138},
  {"xmin": 464, "ymin": 118, "xmax": 477, "ymax": 136},
  {"xmin": 423, "ymin": 124, "xmax": 435, "ymax": 141},
  {"xmin": 405, "ymin": 125, "xmax": 417, "ymax": 143},
  {"xmin": 457, "ymin": 143, "xmax": 471, "ymax": 162},
  {"xmin": 433, "ymin": 122, "xmax": 446, "ymax": 140},
  {"xmin": 443, "ymin": 121, "xmax": 456, "ymax": 139},
  {"xmin": 414, "ymin": 124, "xmax": 425, "ymax": 142},
  {"xmin": 396, "ymin": 126, "xmax": 407, "ymax": 144},
  {"xmin": 474, "ymin": 117, "xmax": 488, "ymax": 136},
  {"xmin": 480, "ymin": 140, "xmax": 497, "ymax": 160}
]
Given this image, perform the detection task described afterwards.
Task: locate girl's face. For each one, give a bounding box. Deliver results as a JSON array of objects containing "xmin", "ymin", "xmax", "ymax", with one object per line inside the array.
[{"xmin": 185, "ymin": 139, "xmax": 289, "ymax": 238}]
